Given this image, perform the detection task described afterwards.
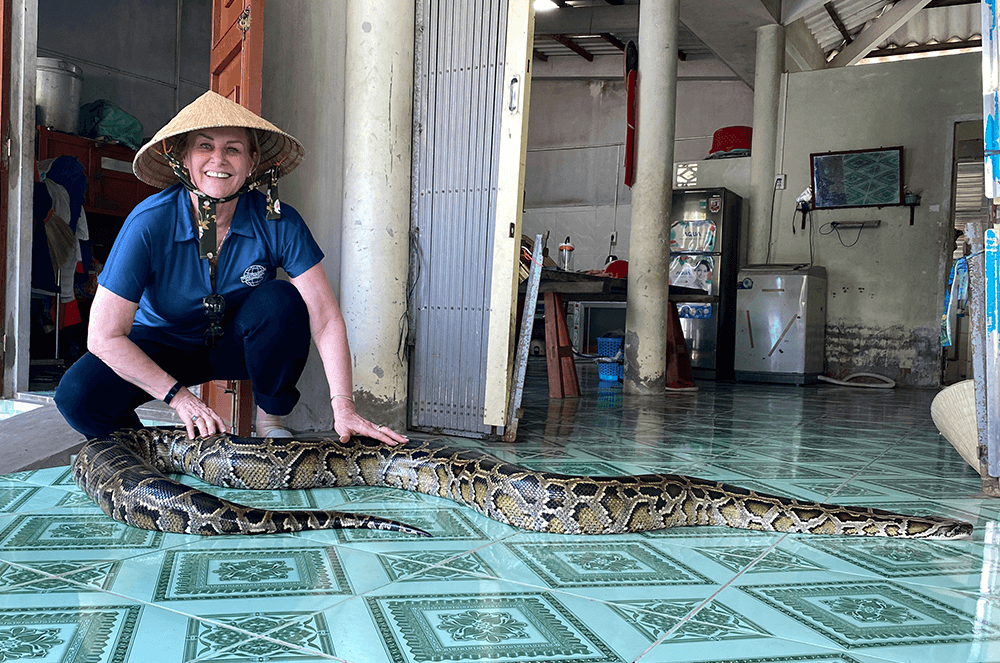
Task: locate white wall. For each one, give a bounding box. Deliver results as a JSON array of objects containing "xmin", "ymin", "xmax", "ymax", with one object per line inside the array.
[
  {"xmin": 767, "ymin": 52, "xmax": 981, "ymax": 386},
  {"xmin": 37, "ymin": 0, "xmax": 210, "ymax": 140},
  {"xmin": 523, "ymin": 54, "xmax": 752, "ymax": 272},
  {"xmin": 261, "ymin": 1, "xmax": 348, "ymax": 431}
]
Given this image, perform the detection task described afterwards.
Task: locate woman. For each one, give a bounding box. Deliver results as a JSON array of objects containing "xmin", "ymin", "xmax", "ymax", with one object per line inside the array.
[
  {"xmin": 55, "ymin": 91, "xmax": 407, "ymax": 446},
  {"xmin": 693, "ymin": 259, "xmax": 712, "ymax": 293}
]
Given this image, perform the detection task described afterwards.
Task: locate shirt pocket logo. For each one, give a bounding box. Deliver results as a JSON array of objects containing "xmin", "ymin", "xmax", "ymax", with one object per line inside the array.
[{"xmin": 241, "ymin": 264, "xmax": 267, "ymax": 287}]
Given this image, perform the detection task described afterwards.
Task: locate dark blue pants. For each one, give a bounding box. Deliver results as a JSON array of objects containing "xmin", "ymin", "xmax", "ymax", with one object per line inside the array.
[{"xmin": 56, "ymin": 279, "xmax": 311, "ymax": 439}]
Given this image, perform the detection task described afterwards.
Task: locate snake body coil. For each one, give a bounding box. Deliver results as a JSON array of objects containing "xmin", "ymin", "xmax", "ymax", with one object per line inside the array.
[{"xmin": 71, "ymin": 429, "xmax": 973, "ymax": 539}]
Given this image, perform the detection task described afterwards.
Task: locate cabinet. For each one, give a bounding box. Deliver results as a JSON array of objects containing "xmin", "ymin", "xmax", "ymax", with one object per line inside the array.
[{"xmin": 36, "ymin": 125, "xmax": 159, "ymax": 217}]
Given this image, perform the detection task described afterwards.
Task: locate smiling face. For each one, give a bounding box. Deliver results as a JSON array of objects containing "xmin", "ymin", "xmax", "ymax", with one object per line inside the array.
[
  {"xmin": 181, "ymin": 127, "xmax": 257, "ymax": 199},
  {"xmin": 695, "ymin": 263, "xmax": 709, "ymax": 281}
]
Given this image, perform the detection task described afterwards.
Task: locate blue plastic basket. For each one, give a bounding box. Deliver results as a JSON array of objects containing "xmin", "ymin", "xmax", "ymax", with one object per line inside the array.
[{"xmin": 596, "ymin": 336, "xmax": 624, "ymax": 381}]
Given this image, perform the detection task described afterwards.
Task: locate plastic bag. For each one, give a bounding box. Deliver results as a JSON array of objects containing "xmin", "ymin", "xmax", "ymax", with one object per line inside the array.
[{"xmin": 77, "ymin": 99, "xmax": 143, "ymax": 150}]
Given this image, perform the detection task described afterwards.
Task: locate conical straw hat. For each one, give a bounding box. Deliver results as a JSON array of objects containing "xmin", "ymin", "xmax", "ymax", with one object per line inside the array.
[
  {"xmin": 133, "ymin": 91, "xmax": 304, "ymax": 189},
  {"xmin": 930, "ymin": 379, "xmax": 979, "ymax": 471}
]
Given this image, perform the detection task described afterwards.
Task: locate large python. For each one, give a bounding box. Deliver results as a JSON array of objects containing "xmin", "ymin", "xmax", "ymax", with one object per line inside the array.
[{"xmin": 71, "ymin": 428, "xmax": 973, "ymax": 539}]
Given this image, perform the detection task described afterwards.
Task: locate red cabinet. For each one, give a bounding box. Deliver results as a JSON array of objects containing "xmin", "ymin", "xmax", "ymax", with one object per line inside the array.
[{"xmin": 36, "ymin": 126, "xmax": 160, "ymax": 217}]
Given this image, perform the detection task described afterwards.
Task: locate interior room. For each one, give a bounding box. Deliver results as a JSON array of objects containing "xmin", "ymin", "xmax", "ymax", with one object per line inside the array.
[{"xmin": 1, "ymin": 1, "xmax": 998, "ymax": 662}]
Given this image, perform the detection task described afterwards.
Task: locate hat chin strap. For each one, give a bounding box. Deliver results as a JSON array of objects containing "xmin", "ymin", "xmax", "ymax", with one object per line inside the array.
[{"xmin": 161, "ymin": 147, "xmax": 282, "ymax": 260}]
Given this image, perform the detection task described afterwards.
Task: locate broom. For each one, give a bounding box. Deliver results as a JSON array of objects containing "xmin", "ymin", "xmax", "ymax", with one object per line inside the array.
[{"xmin": 42, "ymin": 208, "xmax": 76, "ymax": 276}]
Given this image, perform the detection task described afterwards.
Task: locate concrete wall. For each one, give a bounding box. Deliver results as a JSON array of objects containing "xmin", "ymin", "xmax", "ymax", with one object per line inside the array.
[
  {"xmin": 261, "ymin": 1, "xmax": 348, "ymax": 431},
  {"xmin": 37, "ymin": 0, "xmax": 210, "ymax": 140},
  {"xmin": 767, "ymin": 52, "xmax": 981, "ymax": 387},
  {"xmin": 523, "ymin": 54, "xmax": 752, "ymax": 272}
]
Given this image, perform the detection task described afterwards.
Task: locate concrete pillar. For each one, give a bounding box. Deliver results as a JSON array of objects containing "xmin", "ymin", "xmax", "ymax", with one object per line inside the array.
[
  {"xmin": 623, "ymin": 0, "xmax": 680, "ymax": 394},
  {"xmin": 748, "ymin": 24, "xmax": 785, "ymax": 264},
  {"xmin": 341, "ymin": 0, "xmax": 414, "ymax": 428}
]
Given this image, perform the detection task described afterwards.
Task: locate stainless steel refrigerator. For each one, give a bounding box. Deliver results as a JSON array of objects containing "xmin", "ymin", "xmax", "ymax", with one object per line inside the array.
[{"xmin": 668, "ymin": 188, "xmax": 744, "ymax": 380}]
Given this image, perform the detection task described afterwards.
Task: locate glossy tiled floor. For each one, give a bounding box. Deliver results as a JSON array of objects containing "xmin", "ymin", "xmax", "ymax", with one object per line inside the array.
[{"xmin": 1, "ymin": 362, "xmax": 998, "ymax": 663}]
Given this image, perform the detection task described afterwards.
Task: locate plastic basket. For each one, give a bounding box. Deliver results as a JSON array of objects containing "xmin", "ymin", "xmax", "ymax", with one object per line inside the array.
[{"xmin": 597, "ymin": 336, "xmax": 624, "ymax": 381}]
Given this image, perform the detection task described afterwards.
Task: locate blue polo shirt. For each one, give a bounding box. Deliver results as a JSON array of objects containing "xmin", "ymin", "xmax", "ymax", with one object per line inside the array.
[{"xmin": 100, "ymin": 183, "xmax": 324, "ymax": 343}]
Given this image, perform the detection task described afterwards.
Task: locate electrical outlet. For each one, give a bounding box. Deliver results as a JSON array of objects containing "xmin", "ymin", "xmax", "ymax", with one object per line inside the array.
[{"xmin": 775, "ymin": 174, "xmax": 787, "ymax": 190}]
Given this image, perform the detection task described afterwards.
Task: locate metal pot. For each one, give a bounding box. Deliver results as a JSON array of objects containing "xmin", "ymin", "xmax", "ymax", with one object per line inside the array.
[{"xmin": 36, "ymin": 57, "xmax": 83, "ymax": 134}]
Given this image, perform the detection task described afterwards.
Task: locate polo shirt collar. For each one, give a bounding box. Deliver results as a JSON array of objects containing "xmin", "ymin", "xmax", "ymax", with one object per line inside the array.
[{"xmin": 171, "ymin": 184, "xmax": 257, "ymax": 243}]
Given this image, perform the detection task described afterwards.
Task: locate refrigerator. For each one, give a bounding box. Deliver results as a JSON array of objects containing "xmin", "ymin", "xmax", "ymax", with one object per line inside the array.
[{"xmin": 668, "ymin": 188, "xmax": 744, "ymax": 380}]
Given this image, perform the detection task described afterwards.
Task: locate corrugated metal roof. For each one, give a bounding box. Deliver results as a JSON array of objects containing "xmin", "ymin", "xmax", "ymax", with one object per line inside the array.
[
  {"xmin": 800, "ymin": 0, "xmax": 895, "ymax": 54},
  {"xmin": 799, "ymin": 0, "xmax": 980, "ymax": 59},
  {"xmin": 878, "ymin": 3, "xmax": 980, "ymax": 48}
]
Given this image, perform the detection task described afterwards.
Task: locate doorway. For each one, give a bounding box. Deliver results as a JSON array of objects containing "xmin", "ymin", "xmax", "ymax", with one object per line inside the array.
[
  {"xmin": 12, "ymin": 0, "xmax": 211, "ymax": 395},
  {"xmin": 943, "ymin": 119, "xmax": 986, "ymax": 385}
]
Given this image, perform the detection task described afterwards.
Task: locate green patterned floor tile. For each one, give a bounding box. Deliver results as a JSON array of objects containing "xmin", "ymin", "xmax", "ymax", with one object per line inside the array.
[
  {"xmin": 738, "ymin": 580, "xmax": 1000, "ymax": 649},
  {"xmin": 0, "ymin": 515, "xmax": 165, "ymax": 551},
  {"xmin": 861, "ymin": 478, "xmax": 981, "ymax": 500},
  {"xmin": 337, "ymin": 486, "xmax": 434, "ymax": 505},
  {"xmin": 0, "ymin": 467, "xmax": 75, "ymax": 488},
  {"xmin": 799, "ymin": 538, "xmax": 984, "ymax": 579},
  {"xmin": 365, "ymin": 592, "xmax": 624, "ymax": 663},
  {"xmin": 0, "ymin": 486, "xmax": 39, "ymax": 513},
  {"xmin": 608, "ymin": 597, "xmax": 772, "ymax": 643},
  {"xmin": 153, "ymin": 546, "xmax": 352, "ymax": 601},
  {"xmin": 375, "ymin": 549, "xmax": 501, "ymax": 582},
  {"xmin": 53, "ymin": 490, "xmax": 103, "ymax": 509},
  {"xmin": 694, "ymin": 545, "xmax": 827, "ymax": 575},
  {"xmin": 183, "ymin": 611, "xmax": 337, "ymax": 662},
  {"xmin": 516, "ymin": 460, "xmax": 632, "ymax": 476},
  {"xmin": 703, "ymin": 461, "xmax": 844, "ymax": 481},
  {"xmin": 675, "ymin": 654, "xmax": 879, "ymax": 663},
  {"xmin": 0, "ymin": 559, "xmax": 123, "ymax": 594},
  {"xmin": 502, "ymin": 540, "xmax": 712, "ymax": 588},
  {"xmin": 0, "ymin": 605, "xmax": 141, "ymax": 663}
]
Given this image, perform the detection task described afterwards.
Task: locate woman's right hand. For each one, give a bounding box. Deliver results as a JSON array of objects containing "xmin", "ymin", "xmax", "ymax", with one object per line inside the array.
[{"xmin": 169, "ymin": 387, "xmax": 229, "ymax": 438}]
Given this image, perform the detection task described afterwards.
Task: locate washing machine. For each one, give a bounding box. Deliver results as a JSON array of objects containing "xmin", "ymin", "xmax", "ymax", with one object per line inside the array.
[{"xmin": 734, "ymin": 265, "xmax": 826, "ymax": 384}]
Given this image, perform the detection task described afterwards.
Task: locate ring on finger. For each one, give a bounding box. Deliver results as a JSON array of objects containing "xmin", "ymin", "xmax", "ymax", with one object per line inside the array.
[{"xmin": 192, "ymin": 414, "xmax": 199, "ymax": 422}]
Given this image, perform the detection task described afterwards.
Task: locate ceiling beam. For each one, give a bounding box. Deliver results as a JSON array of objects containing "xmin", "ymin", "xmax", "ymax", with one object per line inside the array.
[
  {"xmin": 865, "ymin": 38, "xmax": 981, "ymax": 59},
  {"xmin": 785, "ymin": 16, "xmax": 827, "ymax": 72},
  {"xmin": 604, "ymin": 0, "xmax": 625, "ymax": 5},
  {"xmin": 545, "ymin": 33, "xmax": 595, "ymax": 61},
  {"xmin": 599, "ymin": 32, "xmax": 626, "ymax": 51},
  {"xmin": 534, "ymin": 5, "xmax": 638, "ymax": 35},
  {"xmin": 824, "ymin": 2, "xmax": 853, "ymax": 45},
  {"xmin": 926, "ymin": 0, "xmax": 979, "ymax": 6},
  {"xmin": 533, "ymin": 48, "xmax": 549, "ymax": 62},
  {"xmin": 827, "ymin": 0, "xmax": 934, "ymax": 67}
]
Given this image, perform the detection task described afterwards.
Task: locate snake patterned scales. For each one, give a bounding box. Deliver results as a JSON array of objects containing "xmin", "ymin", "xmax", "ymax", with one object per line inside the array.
[{"xmin": 71, "ymin": 429, "xmax": 973, "ymax": 539}]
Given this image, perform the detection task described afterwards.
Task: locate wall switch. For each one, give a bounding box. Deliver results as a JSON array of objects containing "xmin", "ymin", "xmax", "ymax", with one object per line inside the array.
[{"xmin": 775, "ymin": 174, "xmax": 787, "ymax": 190}]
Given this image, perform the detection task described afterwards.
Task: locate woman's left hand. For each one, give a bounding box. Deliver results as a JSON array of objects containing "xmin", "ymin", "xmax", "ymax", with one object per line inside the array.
[{"xmin": 334, "ymin": 404, "xmax": 408, "ymax": 446}]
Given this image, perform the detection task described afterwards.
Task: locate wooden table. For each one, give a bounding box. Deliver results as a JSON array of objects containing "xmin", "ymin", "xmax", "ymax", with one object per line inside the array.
[{"xmin": 520, "ymin": 270, "xmax": 700, "ymax": 398}]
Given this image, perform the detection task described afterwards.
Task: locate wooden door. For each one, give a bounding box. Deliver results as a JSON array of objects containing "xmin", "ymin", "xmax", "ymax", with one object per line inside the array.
[
  {"xmin": 211, "ymin": 0, "xmax": 264, "ymax": 113},
  {"xmin": 0, "ymin": 0, "xmax": 11, "ymax": 392},
  {"xmin": 204, "ymin": 0, "xmax": 264, "ymax": 434}
]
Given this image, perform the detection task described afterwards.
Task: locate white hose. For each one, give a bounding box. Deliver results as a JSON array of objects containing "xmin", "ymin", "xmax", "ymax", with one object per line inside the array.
[{"xmin": 818, "ymin": 373, "xmax": 896, "ymax": 389}]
